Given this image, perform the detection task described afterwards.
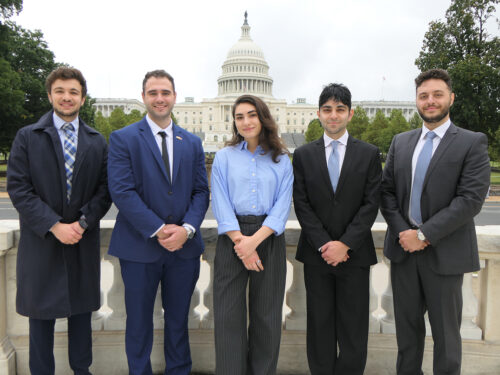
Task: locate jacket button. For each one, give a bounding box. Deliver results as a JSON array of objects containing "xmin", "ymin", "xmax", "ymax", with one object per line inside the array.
[
  {"xmin": 168, "ymin": 215, "xmax": 173, "ymax": 220},
  {"xmin": 168, "ymin": 191, "xmax": 173, "ymax": 195}
]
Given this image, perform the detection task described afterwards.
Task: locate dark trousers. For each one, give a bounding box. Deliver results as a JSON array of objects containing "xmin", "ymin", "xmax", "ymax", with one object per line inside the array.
[
  {"xmin": 391, "ymin": 252, "xmax": 463, "ymax": 375},
  {"xmin": 120, "ymin": 252, "xmax": 200, "ymax": 375},
  {"xmin": 304, "ymin": 263, "xmax": 370, "ymax": 375},
  {"xmin": 29, "ymin": 312, "xmax": 92, "ymax": 375},
  {"xmin": 214, "ymin": 215, "xmax": 287, "ymax": 375}
]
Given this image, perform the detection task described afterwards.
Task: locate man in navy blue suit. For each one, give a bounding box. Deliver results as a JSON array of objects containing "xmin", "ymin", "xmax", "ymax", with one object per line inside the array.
[{"xmin": 107, "ymin": 70, "xmax": 209, "ymax": 375}]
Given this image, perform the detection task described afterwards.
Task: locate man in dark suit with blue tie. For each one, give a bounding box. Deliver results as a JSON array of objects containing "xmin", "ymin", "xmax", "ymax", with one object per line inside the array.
[
  {"xmin": 107, "ymin": 70, "xmax": 209, "ymax": 375},
  {"xmin": 381, "ymin": 69, "xmax": 490, "ymax": 374},
  {"xmin": 293, "ymin": 83, "xmax": 381, "ymax": 374},
  {"xmin": 8, "ymin": 67, "xmax": 111, "ymax": 374}
]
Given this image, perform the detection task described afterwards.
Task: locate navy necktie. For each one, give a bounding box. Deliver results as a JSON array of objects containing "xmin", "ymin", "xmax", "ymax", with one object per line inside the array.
[
  {"xmin": 158, "ymin": 131, "xmax": 171, "ymax": 181},
  {"xmin": 410, "ymin": 131, "xmax": 437, "ymax": 225},
  {"xmin": 61, "ymin": 123, "xmax": 77, "ymax": 202},
  {"xmin": 328, "ymin": 141, "xmax": 340, "ymax": 192}
]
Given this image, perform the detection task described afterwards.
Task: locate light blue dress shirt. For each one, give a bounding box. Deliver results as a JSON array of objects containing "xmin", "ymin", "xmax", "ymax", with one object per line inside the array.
[
  {"xmin": 53, "ymin": 112, "xmax": 79, "ymax": 152},
  {"xmin": 211, "ymin": 142, "xmax": 293, "ymax": 236}
]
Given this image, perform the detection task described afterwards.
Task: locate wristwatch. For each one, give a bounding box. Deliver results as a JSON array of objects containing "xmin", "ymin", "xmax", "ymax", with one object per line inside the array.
[
  {"xmin": 417, "ymin": 229, "xmax": 426, "ymax": 241},
  {"xmin": 183, "ymin": 224, "xmax": 195, "ymax": 240},
  {"xmin": 79, "ymin": 215, "xmax": 88, "ymax": 231}
]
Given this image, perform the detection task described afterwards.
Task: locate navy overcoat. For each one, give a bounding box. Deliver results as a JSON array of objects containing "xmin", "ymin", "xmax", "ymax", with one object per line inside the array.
[{"xmin": 7, "ymin": 111, "xmax": 111, "ymax": 319}]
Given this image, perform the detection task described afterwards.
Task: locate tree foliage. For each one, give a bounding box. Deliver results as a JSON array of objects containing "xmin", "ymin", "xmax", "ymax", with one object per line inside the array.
[
  {"xmin": 415, "ymin": 0, "xmax": 500, "ymax": 158},
  {"xmin": 305, "ymin": 119, "xmax": 323, "ymax": 143},
  {"xmin": 0, "ymin": 0, "xmax": 22, "ymax": 21},
  {"xmin": 348, "ymin": 106, "xmax": 370, "ymax": 140}
]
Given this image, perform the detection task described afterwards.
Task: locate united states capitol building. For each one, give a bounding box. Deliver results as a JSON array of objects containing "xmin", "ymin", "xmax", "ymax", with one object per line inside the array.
[{"xmin": 94, "ymin": 13, "xmax": 417, "ymax": 152}]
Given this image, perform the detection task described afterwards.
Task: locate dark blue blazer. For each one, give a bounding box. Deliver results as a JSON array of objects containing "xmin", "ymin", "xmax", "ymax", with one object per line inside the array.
[{"xmin": 107, "ymin": 117, "xmax": 209, "ymax": 262}]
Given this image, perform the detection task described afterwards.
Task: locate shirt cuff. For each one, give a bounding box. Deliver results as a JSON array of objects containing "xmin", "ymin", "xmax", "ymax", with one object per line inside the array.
[
  {"xmin": 262, "ymin": 216, "xmax": 285, "ymax": 236},
  {"xmin": 217, "ymin": 221, "xmax": 241, "ymax": 235},
  {"xmin": 151, "ymin": 224, "xmax": 165, "ymax": 238},
  {"xmin": 182, "ymin": 223, "xmax": 196, "ymax": 234}
]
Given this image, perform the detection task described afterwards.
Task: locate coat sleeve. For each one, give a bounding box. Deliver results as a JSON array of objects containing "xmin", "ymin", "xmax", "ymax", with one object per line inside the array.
[
  {"xmin": 292, "ymin": 149, "xmax": 331, "ymax": 250},
  {"xmin": 339, "ymin": 147, "xmax": 381, "ymax": 250},
  {"xmin": 380, "ymin": 134, "xmax": 413, "ymax": 235},
  {"xmin": 421, "ymin": 132, "xmax": 490, "ymax": 245},
  {"xmin": 7, "ymin": 129, "xmax": 62, "ymax": 237},
  {"xmin": 108, "ymin": 130, "xmax": 165, "ymax": 239},
  {"xmin": 181, "ymin": 136, "xmax": 210, "ymax": 231},
  {"xmin": 78, "ymin": 136, "xmax": 112, "ymax": 230}
]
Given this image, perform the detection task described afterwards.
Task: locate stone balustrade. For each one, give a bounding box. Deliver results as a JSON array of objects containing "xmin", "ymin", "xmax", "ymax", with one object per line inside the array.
[{"xmin": 1, "ymin": 220, "xmax": 499, "ymax": 374}]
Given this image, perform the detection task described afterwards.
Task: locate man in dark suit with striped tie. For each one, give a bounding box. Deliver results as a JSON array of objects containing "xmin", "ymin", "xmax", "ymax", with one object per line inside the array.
[
  {"xmin": 8, "ymin": 67, "xmax": 111, "ymax": 374},
  {"xmin": 293, "ymin": 83, "xmax": 382, "ymax": 375},
  {"xmin": 381, "ymin": 69, "xmax": 490, "ymax": 374}
]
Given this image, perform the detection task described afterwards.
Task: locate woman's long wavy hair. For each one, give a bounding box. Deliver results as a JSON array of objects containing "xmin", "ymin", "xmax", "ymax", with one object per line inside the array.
[{"xmin": 226, "ymin": 95, "xmax": 289, "ymax": 163}]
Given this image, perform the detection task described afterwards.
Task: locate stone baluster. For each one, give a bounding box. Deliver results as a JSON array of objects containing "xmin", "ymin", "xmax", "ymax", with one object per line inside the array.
[
  {"xmin": 369, "ymin": 260, "xmax": 382, "ymax": 333},
  {"xmin": 103, "ymin": 254, "xmax": 126, "ymax": 330},
  {"xmin": 0, "ymin": 244, "xmax": 15, "ymax": 374},
  {"xmin": 460, "ymin": 272, "xmax": 482, "ymax": 339},
  {"xmin": 284, "ymin": 248, "xmax": 307, "ymax": 331},
  {"xmin": 380, "ymin": 258, "xmax": 396, "ymax": 334},
  {"xmin": 200, "ymin": 244, "xmax": 216, "ymax": 329}
]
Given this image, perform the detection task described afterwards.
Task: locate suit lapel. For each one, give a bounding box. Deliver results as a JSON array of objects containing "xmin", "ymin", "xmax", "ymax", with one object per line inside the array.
[
  {"xmin": 172, "ymin": 124, "xmax": 183, "ymax": 184},
  {"xmin": 39, "ymin": 114, "xmax": 67, "ymax": 204},
  {"xmin": 423, "ymin": 123, "xmax": 458, "ymax": 187},
  {"xmin": 72, "ymin": 121, "xmax": 91, "ymax": 183},
  {"xmin": 403, "ymin": 129, "xmax": 421, "ymax": 194},
  {"xmin": 335, "ymin": 136, "xmax": 355, "ymax": 194},
  {"xmin": 138, "ymin": 119, "xmax": 171, "ymax": 184},
  {"xmin": 314, "ymin": 138, "xmax": 335, "ymax": 196}
]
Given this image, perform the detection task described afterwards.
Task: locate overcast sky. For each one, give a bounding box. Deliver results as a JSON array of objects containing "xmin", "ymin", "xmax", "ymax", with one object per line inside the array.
[{"xmin": 12, "ymin": 0, "xmax": 499, "ymax": 104}]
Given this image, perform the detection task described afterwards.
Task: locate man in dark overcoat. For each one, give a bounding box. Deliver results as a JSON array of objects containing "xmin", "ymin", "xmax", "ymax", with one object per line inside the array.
[{"xmin": 7, "ymin": 67, "xmax": 111, "ymax": 374}]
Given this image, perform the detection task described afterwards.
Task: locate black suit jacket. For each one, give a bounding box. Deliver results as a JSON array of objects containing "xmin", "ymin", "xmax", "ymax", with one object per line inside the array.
[
  {"xmin": 7, "ymin": 111, "xmax": 111, "ymax": 319},
  {"xmin": 380, "ymin": 123, "xmax": 490, "ymax": 275},
  {"xmin": 293, "ymin": 135, "xmax": 381, "ymax": 269}
]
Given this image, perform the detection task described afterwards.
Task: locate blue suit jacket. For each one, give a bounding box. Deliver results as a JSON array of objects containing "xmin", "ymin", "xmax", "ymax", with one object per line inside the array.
[{"xmin": 107, "ymin": 117, "xmax": 209, "ymax": 262}]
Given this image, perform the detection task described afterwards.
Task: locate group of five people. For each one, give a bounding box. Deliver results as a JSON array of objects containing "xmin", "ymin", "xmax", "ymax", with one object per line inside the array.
[{"xmin": 7, "ymin": 66, "xmax": 490, "ymax": 375}]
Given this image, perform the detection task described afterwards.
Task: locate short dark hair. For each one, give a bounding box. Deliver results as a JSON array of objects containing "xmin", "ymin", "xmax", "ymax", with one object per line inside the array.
[
  {"xmin": 142, "ymin": 70, "xmax": 175, "ymax": 93},
  {"xmin": 227, "ymin": 95, "xmax": 288, "ymax": 163},
  {"xmin": 319, "ymin": 83, "xmax": 352, "ymax": 110},
  {"xmin": 45, "ymin": 67, "xmax": 87, "ymax": 97},
  {"xmin": 415, "ymin": 69, "xmax": 452, "ymax": 91}
]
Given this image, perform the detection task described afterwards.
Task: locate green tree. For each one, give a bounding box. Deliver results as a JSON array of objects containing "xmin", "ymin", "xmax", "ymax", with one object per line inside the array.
[
  {"xmin": 79, "ymin": 95, "xmax": 96, "ymax": 127},
  {"xmin": 94, "ymin": 112, "xmax": 112, "ymax": 141},
  {"xmin": 305, "ymin": 119, "xmax": 323, "ymax": 143},
  {"xmin": 409, "ymin": 112, "xmax": 422, "ymax": 129},
  {"xmin": 380, "ymin": 110, "xmax": 411, "ymax": 153},
  {"xmin": 108, "ymin": 107, "xmax": 129, "ymax": 131},
  {"xmin": 0, "ymin": 0, "xmax": 22, "ymax": 21},
  {"xmin": 364, "ymin": 110, "xmax": 390, "ymax": 152},
  {"xmin": 126, "ymin": 109, "xmax": 143, "ymax": 125},
  {"xmin": 348, "ymin": 106, "xmax": 369, "ymax": 140},
  {"xmin": 415, "ymin": 0, "xmax": 500, "ymax": 148},
  {"xmin": 0, "ymin": 57, "xmax": 24, "ymax": 156}
]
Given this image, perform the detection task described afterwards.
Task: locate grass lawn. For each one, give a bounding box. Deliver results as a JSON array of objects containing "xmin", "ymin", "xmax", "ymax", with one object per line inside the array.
[
  {"xmin": 491, "ymin": 171, "xmax": 500, "ymax": 185},
  {"xmin": 0, "ymin": 164, "xmax": 6, "ymax": 172}
]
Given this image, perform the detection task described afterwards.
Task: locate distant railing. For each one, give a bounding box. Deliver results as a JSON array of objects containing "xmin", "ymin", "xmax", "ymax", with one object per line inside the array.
[{"xmin": 1, "ymin": 220, "xmax": 499, "ymax": 374}]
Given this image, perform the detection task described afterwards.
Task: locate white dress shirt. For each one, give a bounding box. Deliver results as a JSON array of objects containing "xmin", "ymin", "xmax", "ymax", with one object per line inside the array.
[{"xmin": 324, "ymin": 130, "xmax": 349, "ymax": 171}]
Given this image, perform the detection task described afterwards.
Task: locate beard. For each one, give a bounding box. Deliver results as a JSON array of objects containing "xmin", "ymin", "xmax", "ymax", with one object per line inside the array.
[
  {"xmin": 417, "ymin": 106, "xmax": 450, "ymax": 124},
  {"xmin": 54, "ymin": 107, "xmax": 79, "ymax": 119}
]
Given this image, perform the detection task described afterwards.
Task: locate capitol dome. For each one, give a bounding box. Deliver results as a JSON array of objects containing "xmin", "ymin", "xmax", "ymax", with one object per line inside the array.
[{"xmin": 217, "ymin": 12, "xmax": 274, "ymax": 98}]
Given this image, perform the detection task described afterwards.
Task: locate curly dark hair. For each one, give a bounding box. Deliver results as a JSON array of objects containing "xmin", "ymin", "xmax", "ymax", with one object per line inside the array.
[
  {"xmin": 226, "ymin": 95, "xmax": 289, "ymax": 163},
  {"xmin": 45, "ymin": 67, "xmax": 87, "ymax": 97},
  {"xmin": 415, "ymin": 69, "xmax": 452, "ymax": 91}
]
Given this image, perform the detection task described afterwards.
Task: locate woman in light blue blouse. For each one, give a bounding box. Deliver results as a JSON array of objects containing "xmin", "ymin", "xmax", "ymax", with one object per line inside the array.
[{"xmin": 211, "ymin": 95, "xmax": 293, "ymax": 375}]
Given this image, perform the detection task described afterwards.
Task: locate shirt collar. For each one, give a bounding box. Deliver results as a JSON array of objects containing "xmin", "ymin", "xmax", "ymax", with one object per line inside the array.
[
  {"xmin": 421, "ymin": 119, "xmax": 450, "ymax": 140},
  {"xmin": 146, "ymin": 114, "xmax": 173, "ymax": 137},
  {"xmin": 53, "ymin": 112, "xmax": 79, "ymax": 133},
  {"xmin": 238, "ymin": 141, "xmax": 262, "ymax": 153},
  {"xmin": 323, "ymin": 130, "xmax": 349, "ymax": 148}
]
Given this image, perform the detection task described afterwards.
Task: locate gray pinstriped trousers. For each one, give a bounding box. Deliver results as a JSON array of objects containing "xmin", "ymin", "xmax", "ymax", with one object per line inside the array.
[{"xmin": 213, "ymin": 215, "xmax": 286, "ymax": 375}]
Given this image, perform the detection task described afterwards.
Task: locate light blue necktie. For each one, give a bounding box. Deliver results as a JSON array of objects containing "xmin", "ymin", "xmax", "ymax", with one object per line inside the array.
[
  {"xmin": 62, "ymin": 123, "xmax": 77, "ymax": 202},
  {"xmin": 410, "ymin": 131, "xmax": 437, "ymax": 225},
  {"xmin": 328, "ymin": 140, "xmax": 340, "ymax": 192}
]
